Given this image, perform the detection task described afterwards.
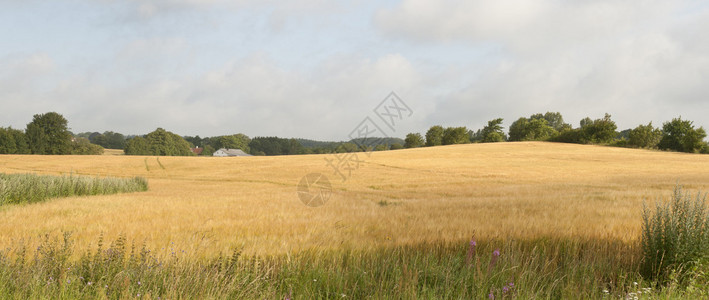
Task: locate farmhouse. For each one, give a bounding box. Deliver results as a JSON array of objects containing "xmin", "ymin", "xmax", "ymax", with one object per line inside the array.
[{"xmin": 213, "ymin": 148, "xmax": 252, "ymax": 157}]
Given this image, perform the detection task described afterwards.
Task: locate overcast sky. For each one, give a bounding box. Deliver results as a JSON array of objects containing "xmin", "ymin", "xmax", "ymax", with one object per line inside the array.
[{"xmin": 1, "ymin": 0, "xmax": 708, "ymax": 140}]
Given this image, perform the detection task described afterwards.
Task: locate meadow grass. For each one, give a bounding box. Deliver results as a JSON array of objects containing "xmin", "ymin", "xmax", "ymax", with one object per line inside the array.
[
  {"xmin": 0, "ymin": 173, "xmax": 148, "ymax": 206},
  {"xmin": 0, "ymin": 233, "xmax": 649, "ymax": 299}
]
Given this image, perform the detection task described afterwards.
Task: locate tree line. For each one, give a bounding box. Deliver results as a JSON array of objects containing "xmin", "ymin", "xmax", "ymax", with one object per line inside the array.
[
  {"xmin": 0, "ymin": 112, "xmax": 103, "ymax": 155},
  {"xmin": 2, "ymin": 111, "xmax": 706, "ymax": 156},
  {"xmin": 404, "ymin": 112, "xmax": 708, "ymax": 154}
]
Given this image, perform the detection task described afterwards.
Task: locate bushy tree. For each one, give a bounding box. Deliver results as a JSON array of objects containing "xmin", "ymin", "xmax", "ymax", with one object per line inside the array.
[
  {"xmin": 249, "ymin": 137, "xmax": 304, "ymax": 155},
  {"xmin": 88, "ymin": 131, "xmax": 126, "ymax": 149},
  {"xmin": 124, "ymin": 136, "xmax": 150, "ymax": 155},
  {"xmin": 628, "ymin": 122, "xmax": 662, "ymax": 149},
  {"xmin": 580, "ymin": 113, "xmax": 617, "ymax": 144},
  {"xmin": 508, "ymin": 116, "xmax": 556, "ymax": 141},
  {"xmin": 404, "ymin": 133, "xmax": 424, "ymax": 148},
  {"xmin": 26, "ymin": 112, "xmax": 72, "ymax": 154},
  {"xmin": 214, "ymin": 134, "xmax": 251, "ymax": 153},
  {"xmin": 658, "ymin": 117, "xmax": 708, "ymax": 153},
  {"xmin": 425, "ymin": 126, "xmax": 444, "ymax": 146},
  {"xmin": 71, "ymin": 137, "xmax": 104, "ymax": 155},
  {"xmin": 374, "ymin": 144, "xmax": 388, "ymax": 151},
  {"xmin": 124, "ymin": 128, "xmax": 194, "ymax": 156},
  {"xmin": 480, "ymin": 118, "xmax": 505, "ymax": 143},
  {"xmin": 0, "ymin": 127, "xmax": 30, "ymax": 154},
  {"xmin": 390, "ymin": 143, "xmax": 404, "ymax": 150},
  {"xmin": 442, "ymin": 127, "xmax": 469, "ymax": 145}
]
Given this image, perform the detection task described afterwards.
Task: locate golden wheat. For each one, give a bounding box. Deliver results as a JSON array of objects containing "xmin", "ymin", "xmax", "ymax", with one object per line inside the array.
[{"xmin": 1, "ymin": 142, "xmax": 708, "ymax": 258}]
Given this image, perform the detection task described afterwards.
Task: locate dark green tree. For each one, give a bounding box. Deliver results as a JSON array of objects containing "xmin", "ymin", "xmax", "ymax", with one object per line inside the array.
[
  {"xmin": 390, "ymin": 143, "xmax": 404, "ymax": 150},
  {"xmin": 25, "ymin": 112, "xmax": 72, "ymax": 154},
  {"xmin": 658, "ymin": 117, "xmax": 708, "ymax": 153},
  {"xmin": 580, "ymin": 113, "xmax": 617, "ymax": 144},
  {"xmin": 481, "ymin": 118, "xmax": 505, "ymax": 143},
  {"xmin": 71, "ymin": 137, "xmax": 104, "ymax": 155},
  {"xmin": 124, "ymin": 128, "xmax": 193, "ymax": 156},
  {"xmin": 404, "ymin": 133, "xmax": 424, "ymax": 148},
  {"xmin": 509, "ymin": 117, "xmax": 556, "ymax": 141},
  {"xmin": 214, "ymin": 134, "xmax": 251, "ymax": 153},
  {"xmin": 628, "ymin": 122, "xmax": 662, "ymax": 149},
  {"xmin": 425, "ymin": 125, "xmax": 444, "ymax": 146},
  {"xmin": 442, "ymin": 127, "xmax": 470, "ymax": 145},
  {"xmin": 124, "ymin": 136, "xmax": 150, "ymax": 155}
]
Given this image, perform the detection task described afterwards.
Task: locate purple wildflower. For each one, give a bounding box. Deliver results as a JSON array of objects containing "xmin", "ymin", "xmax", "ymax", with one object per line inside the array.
[
  {"xmin": 488, "ymin": 249, "xmax": 500, "ymax": 273},
  {"xmin": 503, "ymin": 286, "xmax": 510, "ymax": 293},
  {"xmin": 467, "ymin": 239, "xmax": 477, "ymax": 267},
  {"xmin": 488, "ymin": 291, "xmax": 495, "ymax": 299}
]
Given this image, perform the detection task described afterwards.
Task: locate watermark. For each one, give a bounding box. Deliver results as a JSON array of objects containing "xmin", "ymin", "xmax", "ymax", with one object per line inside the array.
[
  {"xmin": 297, "ymin": 173, "xmax": 332, "ymax": 207},
  {"xmin": 297, "ymin": 91, "xmax": 413, "ymax": 206}
]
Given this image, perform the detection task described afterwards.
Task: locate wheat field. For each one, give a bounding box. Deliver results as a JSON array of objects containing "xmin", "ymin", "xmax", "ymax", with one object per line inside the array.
[{"xmin": 1, "ymin": 142, "xmax": 708, "ymax": 258}]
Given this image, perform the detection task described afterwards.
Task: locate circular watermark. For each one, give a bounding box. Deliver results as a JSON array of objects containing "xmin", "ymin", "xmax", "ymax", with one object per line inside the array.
[{"xmin": 297, "ymin": 173, "xmax": 332, "ymax": 207}]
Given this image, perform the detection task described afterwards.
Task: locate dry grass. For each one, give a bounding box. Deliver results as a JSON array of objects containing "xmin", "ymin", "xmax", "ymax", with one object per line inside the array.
[{"xmin": 1, "ymin": 141, "xmax": 708, "ymax": 258}]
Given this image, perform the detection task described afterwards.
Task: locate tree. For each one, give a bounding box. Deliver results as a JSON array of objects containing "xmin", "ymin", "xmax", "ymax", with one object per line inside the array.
[
  {"xmin": 425, "ymin": 126, "xmax": 444, "ymax": 146},
  {"xmin": 580, "ymin": 113, "xmax": 617, "ymax": 144},
  {"xmin": 124, "ymin": 128, "xmax": 194, "ymax": 156},
  {"xmin": 481, "ymin": 118, "xmax": 505, "ymax": 143},
  {"xmin": 658, "ymin": 117, "xmax": 708, "ymax": 153},
  {"xmin": 442, "ymin": 127, "xmax": 469, "ymax": 145},
  {"xmin": 374, "ymin": 144, "xmax": 388, "ymax": 151},
  {"xmin": 71, "ymin": 137, "xmax": 104, "ymax": 155},
  {"xmin": 124, "ymin": 136, "xmax": 150, "ymax": 155},
  {"xmin": 390, "ymin": 143, "xmax": 404, "ymax": 150},
  {"xmin": 0, "ymin": 127, "xmax": 29, "ymax": 154},
  {"xmin": 508, "ymin": 117, "xmax": 556, "ymax": 141},
  {"xmin": 404, "ymin": 133, "xmax": 424, "ymax": 148},
  {"xmin": 628, "ymin": 122, "xmax": 662, "ymax": 149},
  {"xmin": 214, "ymin": 134, "xmax": 251, "ymax": 153},
  {"xmin": 26, "ymin": 112, "xmax": 72, "ymax": 155}
]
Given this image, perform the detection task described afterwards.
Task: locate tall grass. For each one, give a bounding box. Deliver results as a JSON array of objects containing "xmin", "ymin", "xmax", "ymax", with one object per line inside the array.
[
  {"xmin": 0, "ymin": 173, "xmax": 148, "ymax": 206},
  {"xmin": 641, "ymin": 186, "xmax": 709, "ymax": 282},
  {"xmin": 0, "ymin": 234, "xmax": 647, "ymax": 299}
]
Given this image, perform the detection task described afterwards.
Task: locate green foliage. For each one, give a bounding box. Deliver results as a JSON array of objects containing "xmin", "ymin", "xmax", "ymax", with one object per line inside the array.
[
  {"xmin": 509, "ymin": 116, "xmax": 557, "ymax": 141},
  {"xmin": 87, "ymin": 131, "xmax": 126, "ymax": 149},
  {"xmin": 373, "ymin": 144, "xmax": 388, "ymax": 151},
  {"xmin": 0, "ymin": 127, "xmax": 30, "ymax": 154},
  {"xmin": 71, "ymin": 137, "xmax": 105, "ymax": 155},
  {"xmin": 0, "ymin": 173, "xmax": 148, "ymax": 206},
  {"xmin": 480, "ymin": 118, "xmax": 506, "ymax": 143},
  {"xmin": 404, "ymin": 133, "xmax": 424, "ymax": 148},
  {"xmin": 530, "ymin": 112, "xmax": 569, "ymax": 132},
  {"xmin": 214, "ymin": 134, "xmax": 251, "ymax": 154},
  {"xmin": 124, "ymin": 128, "xmax": 194, "ymax": 156},
  {"xmin": 658, "ymin": 117, "xmax": 708, "ymax": 153},
  {"xmin": 580, "ymin": 113, "xmax": 617, "ymax": 144},
  {"xmin": 425, "ymin": 125, "xmax": 444, "ymax": 146},
  {"xmin": 442, "ymin": 127, "xmax": 470, "ymax": 145},
  {"xmin": 554, "ymin": 114, "xmax": 617, "ymax": 144},
  {"xmin": 249, "ymin": 137, "xmax": 304, "ymax": 156},
  {"xmin": 628, "ymin": 122, "xmax": 662, "ymax": 149},
  {"xmin": 641, "ymin": 186, "xmax": 709, "ymax": 282},
  {"xmin": 390, "ymin": 143, "xmax": 403, "ymax": 150},
  {"xmin": 25, "ymin": 112, "xmax": 72, "ymax": 155}
]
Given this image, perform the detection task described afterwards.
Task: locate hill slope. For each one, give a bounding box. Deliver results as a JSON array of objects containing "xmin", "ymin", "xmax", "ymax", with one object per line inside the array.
[{"xmin": 1, "ymin": 142, "xmax": 708, "ymax": 256}]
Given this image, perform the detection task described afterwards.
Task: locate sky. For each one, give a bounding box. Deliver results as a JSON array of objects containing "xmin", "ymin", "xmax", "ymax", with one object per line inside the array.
[{"xmin": 1, "ymin": 0, "xmax": 708, "ymax": 141}]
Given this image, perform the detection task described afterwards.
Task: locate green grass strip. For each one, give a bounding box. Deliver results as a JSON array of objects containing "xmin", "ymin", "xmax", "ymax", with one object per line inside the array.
[{"xmin": 0, "ymin": 173, "xmax": 148, "ymax": 205}]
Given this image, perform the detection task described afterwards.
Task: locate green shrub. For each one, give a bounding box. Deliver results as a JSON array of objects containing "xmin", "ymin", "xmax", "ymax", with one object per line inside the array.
[
  {"xmin": 641, "ymin": 186, "xmax": 709, "ymax": 282},
  {"xmin": 0, "ymin": 173, "xmax": 148, "ymax": 206}
]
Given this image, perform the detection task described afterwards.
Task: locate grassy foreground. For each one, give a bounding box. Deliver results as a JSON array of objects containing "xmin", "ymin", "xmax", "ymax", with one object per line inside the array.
[{"xmin": 0, "ymin": 234, "xmax": 653, "ymax": 299}]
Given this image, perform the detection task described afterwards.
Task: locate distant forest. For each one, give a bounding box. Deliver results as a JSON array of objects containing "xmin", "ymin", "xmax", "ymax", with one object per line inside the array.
[{"xmin": 1, "ymin": 111, "xmax": 707, "ymax": 156}]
